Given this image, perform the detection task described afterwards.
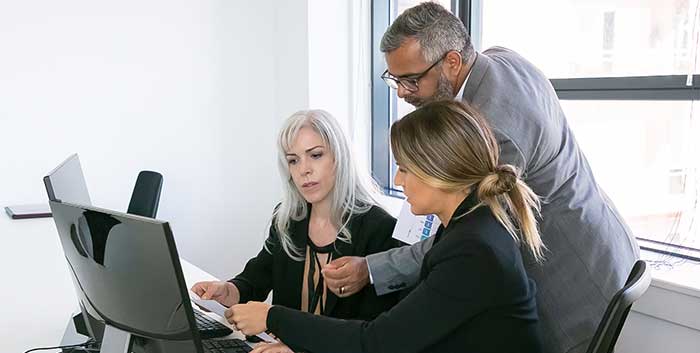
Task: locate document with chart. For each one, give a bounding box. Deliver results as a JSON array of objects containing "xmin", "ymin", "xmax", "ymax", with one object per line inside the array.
[{"xmin": 391, "ymin": 201, "xmax": 441, "ymax": 245}]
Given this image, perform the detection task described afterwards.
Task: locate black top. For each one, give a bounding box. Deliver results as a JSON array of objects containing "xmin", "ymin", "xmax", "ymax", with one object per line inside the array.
[
  {"xmin": 229, "ymin": 205, "xmax": 400, "ymax": 320},
  {"xmin": 266, "ymin": 193, "xmax": 543, "ymax": 353}
]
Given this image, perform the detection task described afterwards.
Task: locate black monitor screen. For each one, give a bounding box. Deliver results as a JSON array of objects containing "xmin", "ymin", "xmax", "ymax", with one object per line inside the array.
[
  {"xmin": 49, "ymin": 200, "xmax": 202, "ymax": 352},
  {"xmin": 44, "ymin": 154, "xmax": 92, "ymax": 205}
]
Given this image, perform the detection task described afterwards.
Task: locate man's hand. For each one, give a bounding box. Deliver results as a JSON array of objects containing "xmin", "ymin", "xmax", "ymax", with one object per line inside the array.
[
  {"xmin": 321, "ymin": 256, "xmax": 370, "ymax": 297},
  {"xmin": 226, "ymin": 302, "xmax": 271, "ymax": 336}
]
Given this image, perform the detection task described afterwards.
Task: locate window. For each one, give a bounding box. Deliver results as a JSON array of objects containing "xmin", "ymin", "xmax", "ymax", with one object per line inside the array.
[
  {"xmin": 371, "ymin": 0, "xmax": 700, "ymax": 260},
  {"xmin": 371, "ymin": 0, "xmax": 459, "ymax": 193},
  {"xmin": 561, "ymin": 100, "xmax": 699, "ymax": 251},
  {"xmin": 481, "ymin": 0, "xmax": 696, "ymax": 78}
]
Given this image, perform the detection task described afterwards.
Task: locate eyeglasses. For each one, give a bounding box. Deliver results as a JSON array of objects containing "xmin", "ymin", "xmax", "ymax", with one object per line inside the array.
[{"xmin": 381, "ymin": 50, "xmax": 459, "ymax": 93}]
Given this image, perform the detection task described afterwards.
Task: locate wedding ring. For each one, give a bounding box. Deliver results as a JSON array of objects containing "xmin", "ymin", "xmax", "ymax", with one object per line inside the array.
[{"xmin": 340, "ymin": 286, "xmax": 345, "ymax": 295}]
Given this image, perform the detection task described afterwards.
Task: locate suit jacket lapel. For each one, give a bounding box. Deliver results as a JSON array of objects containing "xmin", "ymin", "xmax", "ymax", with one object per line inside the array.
[
  {"xmin": 324, "ymin": 284, "xmax": 339, "ymax": 315},
  {"xmin": 322, "ymin": 215, "xmax": 358, "ymax": 315},
  {"xmin": 462, "ymin": 51, "xmax": 490, "ymax": 104},
  {"xmin": 325, "ymin": 215, "xmax": 364, "ymax": 314},
  {"xmin": 323, "ymin": 247, "xmax": 352, "ymax": 315},
  {"xmin": 286, "ymin": 209, "xmax": 311, "ymax": 309}
]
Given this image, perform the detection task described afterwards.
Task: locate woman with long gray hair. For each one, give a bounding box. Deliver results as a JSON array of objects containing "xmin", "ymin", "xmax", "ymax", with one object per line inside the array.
[
  {"xmin": 192, "ymin": 109, "xmax": 399, "ymax": 352},
  {"xmin": 228, "ymin": 100, "xmax": 544, "ymax": 353}
]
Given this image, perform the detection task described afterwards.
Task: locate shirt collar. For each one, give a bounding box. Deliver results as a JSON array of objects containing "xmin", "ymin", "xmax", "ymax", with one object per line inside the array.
[{"xmin": 455, "ymin": 58, "xmax": 474, "ymax": 100}]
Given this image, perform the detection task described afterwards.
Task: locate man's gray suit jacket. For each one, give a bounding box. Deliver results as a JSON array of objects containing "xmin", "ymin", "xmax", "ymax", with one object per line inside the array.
[{"xmin": 367, "ymin": 47, "xmax": 640, "ymax": 353}]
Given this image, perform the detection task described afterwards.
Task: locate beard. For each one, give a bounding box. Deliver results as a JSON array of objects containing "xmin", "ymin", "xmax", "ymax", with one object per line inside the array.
[{"xmin": 404, "ymin": 73, "xmax": 455, "ymax": 107}]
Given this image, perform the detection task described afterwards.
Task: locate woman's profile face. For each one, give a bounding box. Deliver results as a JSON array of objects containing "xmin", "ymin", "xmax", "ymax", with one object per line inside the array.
[
  {"xmin": 285, "ymin": 126, "xmax": 336, "ymax": 205},
  {"xmin": 394, "ymin": 165, "xmax": 446, "ymax": 216}
]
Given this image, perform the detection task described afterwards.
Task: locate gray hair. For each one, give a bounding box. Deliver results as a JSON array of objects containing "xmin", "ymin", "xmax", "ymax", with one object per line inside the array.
[
  {"xmin": 271, "ymin": 109, "xmax": 383, "ymax": 261},
  {"xmin": 380, "ymin": 2, "xmax": 473, "ymax": 64}
]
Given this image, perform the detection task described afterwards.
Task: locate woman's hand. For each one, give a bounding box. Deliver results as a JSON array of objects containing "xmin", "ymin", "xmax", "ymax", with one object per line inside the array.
[
  {"xmin": 190, "ymin": 281, "xmax": 240, "ymax": 307},
  {"xmin": 226, "ymin": 301, "xmax": 271, "ymax": 335},
  {"xmin": 250, "ymin": 342, "xmax": 294, "ymax": 353}
]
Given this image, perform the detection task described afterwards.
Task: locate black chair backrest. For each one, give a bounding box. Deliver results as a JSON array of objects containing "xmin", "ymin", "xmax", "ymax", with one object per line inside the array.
[
  {"xmin": 126, "ymin": 171, "xmax": 163, "ymax": 218},
  {"xmin": 586, "ymin": 260, "xmax": 651, "ymax": 353}
]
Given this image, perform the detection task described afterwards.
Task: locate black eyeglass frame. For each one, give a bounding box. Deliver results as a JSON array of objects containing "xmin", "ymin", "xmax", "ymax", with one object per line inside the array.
[{"xmin": 380, "ymin": 50, "xmax": 461, "ymax": 92}]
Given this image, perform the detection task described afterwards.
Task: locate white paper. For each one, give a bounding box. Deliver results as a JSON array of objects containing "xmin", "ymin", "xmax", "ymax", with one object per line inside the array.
[
  {"xmin": 255, "ymin": 332, "xmax": 277, "ymax": 343},
  {"xmin": 391, "ymin": 201, "xmax": 441, "ymax": 245},
  {"xmin": 189, "ymin": 291, "xmax": 228, "ymax": 318}
]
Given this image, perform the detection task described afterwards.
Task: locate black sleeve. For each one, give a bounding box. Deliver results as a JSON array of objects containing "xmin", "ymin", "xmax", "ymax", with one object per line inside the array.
[
  {"xmin": 228, "ymin": 225, "xmax": 278, "ymax": 303},
  {"xmin": 267, "ymin": 243, "xmax": 501, "ymax": 353}
]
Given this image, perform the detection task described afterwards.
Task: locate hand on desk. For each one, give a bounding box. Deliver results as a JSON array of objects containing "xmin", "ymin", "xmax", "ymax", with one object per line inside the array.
[
  {"xmin": 227, "ymin": 301, "xmax": 271, "ymax": 336},
  {"xmin": 322, "ymin": 256, "xmax": 370, "ymax": 297},
  {"xmin": 250, "ymin": 342, "xmax": 294, "ymax": 353},
  {"xmin": 191, "ymin": 281, "xmax": 240, "ymax": 307}
]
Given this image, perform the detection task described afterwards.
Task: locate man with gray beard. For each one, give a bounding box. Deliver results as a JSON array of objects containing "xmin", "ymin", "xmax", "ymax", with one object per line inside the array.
[{"xmin": 321, "ymin": 3, "xmax": 640, "ymax": 353}]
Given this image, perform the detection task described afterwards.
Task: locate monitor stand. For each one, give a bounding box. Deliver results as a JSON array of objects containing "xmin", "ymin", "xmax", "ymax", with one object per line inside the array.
[
  {"xmin": 60, "ymin": 311, "xmax": 92, "ymax": 352},
  {"xmin": 100, "ymin": 325, "xmax": 134, "ymax": 353}
]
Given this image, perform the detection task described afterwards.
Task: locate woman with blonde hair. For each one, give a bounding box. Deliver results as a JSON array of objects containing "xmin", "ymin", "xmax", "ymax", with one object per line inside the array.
[
  {"xmin": 229, "ymin": 100, "xmax": 544, "ymax": 353},
  {"xmin": 192, "ymin": 109, "xmax": 399, "ymax": 353}
]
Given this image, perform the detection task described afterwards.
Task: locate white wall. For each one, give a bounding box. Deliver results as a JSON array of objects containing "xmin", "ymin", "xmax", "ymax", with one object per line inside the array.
[
  {"xmin": 619, "ymin": 311, "xmax": 700, "ymax": 353},
  {"xmin": 308, "ymin": 0, "xmax": 374, "ymax": 172},
  {"xmin": 0, "ymin": 1, "xmax": 313, "ymax": 351},
  {"xmin": 308, "ymin": 0, "xmax": 350, "ymax": 131},
  {"xmin": 274, "ymin": 0, "xmax": 310, "ymax": 120},
  {"xmin": 617, "ymin": 267, "xmax": 700, "ymax": 353},
  {"xmin": 619, "ymin": 308, "xmax": 700, "ymax": 353},
  {"xmin": 0, "ymin": 0, "xmax": 313, "ymax": 283}
]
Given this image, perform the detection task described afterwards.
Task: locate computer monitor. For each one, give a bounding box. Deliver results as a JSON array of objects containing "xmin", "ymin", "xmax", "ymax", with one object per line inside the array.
[
  {"xmin": 50, "ymin": 200, "xmax": 206, "ymax": 353},
  {"xmin": 44, "ymin": 154, "xmax": 92, "ymax": 205},
  {"xmin": 42, "ymin": 154, "xmax": 106, "ymax": 343}
]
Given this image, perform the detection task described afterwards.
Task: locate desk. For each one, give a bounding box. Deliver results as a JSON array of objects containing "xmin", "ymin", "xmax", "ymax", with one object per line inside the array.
[{"xmin": 0, "ymin": 214, "xmax": 245, "ymax": 353}]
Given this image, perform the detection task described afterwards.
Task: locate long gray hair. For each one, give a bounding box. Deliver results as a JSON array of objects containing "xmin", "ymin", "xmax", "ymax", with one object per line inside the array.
[
  {"xmin": 271, "ymin": 109, "xmax": 382, "ymax": 261},
  {"xmin": 380, "ymin": 2, "xmax": 473, "ymax": 63}
]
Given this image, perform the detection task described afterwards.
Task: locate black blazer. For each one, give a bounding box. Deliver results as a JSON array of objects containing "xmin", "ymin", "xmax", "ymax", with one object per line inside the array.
[
  {"xmin": 266, "ymin": 193, "xmax": 543, "ymax": 353},
  {"xmin": 229, "ymin": 205, "xmax": 399, "ymax": 320}
]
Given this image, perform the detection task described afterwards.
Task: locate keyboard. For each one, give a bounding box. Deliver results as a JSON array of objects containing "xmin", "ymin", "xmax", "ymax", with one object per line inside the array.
[
  {"xmin": 202, "ymin": 338, "xmax": 253, "ymax": 353},
  {"xmin": 194, "ymin": 308, "xmax": 233, "ymax": 339}
]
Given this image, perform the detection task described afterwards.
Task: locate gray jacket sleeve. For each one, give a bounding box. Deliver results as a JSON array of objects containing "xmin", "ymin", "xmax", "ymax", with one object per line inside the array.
[{"xmin": 365, "ymin": 236, "xmax": 434, "ymax": 295}]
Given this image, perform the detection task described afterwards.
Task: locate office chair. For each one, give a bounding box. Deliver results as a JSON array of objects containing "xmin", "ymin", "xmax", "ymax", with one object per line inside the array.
[
  {"xmin": 585, "ymin": 260, "xmax": 651, "ymax": 353},
  {"xmin": 126, "ymin": 171, "xmax": 163, "ymax": 218}
]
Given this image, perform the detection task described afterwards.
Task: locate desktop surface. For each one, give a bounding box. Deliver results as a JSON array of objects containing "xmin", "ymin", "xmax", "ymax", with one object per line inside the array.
[{"xmin": 0, "ymin": 214, "xmax": 76, "ymax": 353}]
